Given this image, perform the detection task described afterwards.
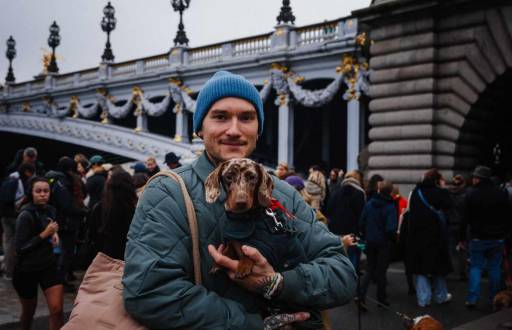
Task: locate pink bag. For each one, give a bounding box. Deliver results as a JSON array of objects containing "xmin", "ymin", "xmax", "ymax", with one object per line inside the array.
[{"xmin": 63, "ymin": 171, "xmax": 201, "ymax": 329}]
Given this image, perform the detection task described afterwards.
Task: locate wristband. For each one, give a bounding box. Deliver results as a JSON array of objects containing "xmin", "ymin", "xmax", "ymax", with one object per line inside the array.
[{"xmin": 263, "ymin": 272, "xmax": 283, "ymax": 300}]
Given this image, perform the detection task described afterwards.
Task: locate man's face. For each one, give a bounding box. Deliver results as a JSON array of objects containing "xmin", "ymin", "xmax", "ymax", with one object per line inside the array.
[
  {"xmin": 146, "ymin": 159, "xmax": 157, "ymax": 172},
  {"xmin": 330, "ymin": 170, "xmax": 337, "ymax": 181},
  {"xmin": 198, "ymin": 97, "xmax": 258, "ymax": 164},
  {"xmin": 23, "ymin": 154, "xmax": 36, "ymax": 164}
]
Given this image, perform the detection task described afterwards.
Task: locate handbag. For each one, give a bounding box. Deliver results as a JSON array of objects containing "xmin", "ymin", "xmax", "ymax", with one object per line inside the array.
[{"xmin": 62, "ymin": 170, "xmax": 201, "ymax": 330}]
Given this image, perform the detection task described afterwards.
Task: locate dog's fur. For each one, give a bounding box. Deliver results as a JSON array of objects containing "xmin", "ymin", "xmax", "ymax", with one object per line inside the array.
[
  {"xmin": 205, "ymin": 158, "xmax": 274, "ymax": 278},
  {"xmin": 404, "ymin": 315, "xmax": 444, "ymax": 330},
  {"xmin": 493, "ymin": 280, "xmax": 512, "ymax": 311}
]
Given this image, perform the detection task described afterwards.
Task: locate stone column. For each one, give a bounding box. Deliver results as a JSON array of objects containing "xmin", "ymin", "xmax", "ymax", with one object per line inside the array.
[
  {"xmin": 135, "ymin": 113, "xmax": 147, "ymax": 133},
  {"xmin": 277, "ymin": 94, "xmax": 294, "ymax": 167},
  {"xmin": 174, "ymin": 107, "xmax": 189, "ymax": 142},
  {"xmin": 346, "ymin": 99, "xmax": 360, "ymax": 171}
]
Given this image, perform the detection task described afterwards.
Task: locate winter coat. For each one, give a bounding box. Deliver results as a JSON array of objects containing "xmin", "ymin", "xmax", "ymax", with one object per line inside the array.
[
  {"xmin": 447, "ymin": 185, "xmax": 466, "ymax": 228},
  {"xmin": 45, "ymin": 170, "xmax": 88, "ymax": 233},
  {"xmin": 325, "ymin": 178, "xmax": 366, "ymax": 236},
  {"xmin": 406, "ymin": 184, "xmax": 453, "ymax": 276},
  {"xmin": 85, "ymin": 171, "xmax": 106, "ymax": 208},
  {"xmin": 301, "ymin": 180, "xmax": 325, "ymax": 210},
  {"xmin": 359, "ymin": 193, "xmax": 397, "ymax": 244},
  {"xmin": 14, "ymin": 203, "xmax": 57, "ymax": 272},
  {"xmin": 462, "ymin": 180, "xmax": 511, "ymax": 240},
  {"xmin": 122, "ymin": 152, "xmax": 357, "ymax": 329}
]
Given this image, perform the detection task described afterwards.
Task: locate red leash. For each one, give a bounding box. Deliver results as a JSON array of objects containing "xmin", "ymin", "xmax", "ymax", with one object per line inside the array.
[{"xmin": 269, "ymin": 198, "xmax": 295, "ymax": 219}]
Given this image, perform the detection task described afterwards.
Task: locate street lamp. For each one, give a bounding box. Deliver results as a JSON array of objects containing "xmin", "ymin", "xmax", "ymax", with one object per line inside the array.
[
  {"xmin": 171, "ymin": 0, "xmax": 190, "ymax": 46},
  {"xmin": 47, "ymin": 21, "xmax": 61, "ymax": 74},
  {"xmin": 101, "ymin": 1, "xmax": 117, "ymax": 63},
  {"xmin": 277, "ymin": 0, "xmax": 295, "ymax": 25},
  {"xmin": 5, "ymin": 36, "xmax": 16, "ymax": 83}
]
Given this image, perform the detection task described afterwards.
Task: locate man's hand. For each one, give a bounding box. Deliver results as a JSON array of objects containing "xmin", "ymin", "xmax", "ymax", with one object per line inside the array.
[
  {"xmin": 208, "ymin": 244, "xmax": 278, "ymax": 294},
  {"xmin": 263, "ymin": 312, "xmax": 310, "ymax": 330}
]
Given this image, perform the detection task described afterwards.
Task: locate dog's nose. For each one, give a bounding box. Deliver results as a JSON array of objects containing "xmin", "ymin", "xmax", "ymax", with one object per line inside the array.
[{"xmin": 235, "ymin": 201, "xmax": 248, "ymax": 210}]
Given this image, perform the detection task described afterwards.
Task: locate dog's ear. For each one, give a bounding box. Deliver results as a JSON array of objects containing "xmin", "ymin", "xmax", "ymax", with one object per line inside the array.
[
  {"xmin": 256, "ymin": 164, "xmax": 274, "ymax": 208},
  {"xmin": 205, "ymin": 162, "xmax": 227, "ymax": 203}
]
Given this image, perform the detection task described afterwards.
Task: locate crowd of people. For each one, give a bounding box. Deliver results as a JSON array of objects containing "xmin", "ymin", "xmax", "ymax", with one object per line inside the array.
[
  {"xmin": 0, "ymin": 147, "xmax": 182, "ymax": 330},
  {"xmin": 271, "ymin": 161, "xmax": 512, "ymax": 311},
  {"xmin": 0, "ymin": 70, "xmax": 511, "ymax": 329}
]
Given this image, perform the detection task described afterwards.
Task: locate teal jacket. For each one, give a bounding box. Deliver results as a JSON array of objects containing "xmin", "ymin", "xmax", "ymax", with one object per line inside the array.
[{"xmin": 122, "ymin": 153, "xmax": 356, "ymax": 329}]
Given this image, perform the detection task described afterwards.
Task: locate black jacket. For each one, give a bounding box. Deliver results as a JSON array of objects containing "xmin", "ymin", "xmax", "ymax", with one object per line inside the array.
[
  {"xmin": 462, "ymin": 180, "xmax": 511, "ymax": 240},
  {"xmin": 46, "ymin": 170, "xmax": 87, "ymax": 232},
  {"xmin": 406, "ymin": 184, "xmax": 453, "ymax": 276},
  {"xmin": 326, "ymin": 178, "xmax": 366, "ymax": 235},
  {"xmin": 15, "ymin": 203, "xmax": 56, "ymax": 272},
  {"xmin": 86, "ymin": 171, "xmax": 106, "ymax": 208},
  {"xmin": 359, "ymin": 193, "xmax": 397, "ymax": 244}
]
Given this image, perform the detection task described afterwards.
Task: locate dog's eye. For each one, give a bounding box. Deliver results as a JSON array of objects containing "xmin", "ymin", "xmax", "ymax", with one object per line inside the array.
[
  {"xmin": 224, "ymin": 173, "xmax": 234, "ymax": 182},
  {"xmin": 245, "ymin": 172, "xmax": 256, "ymax": 181}
]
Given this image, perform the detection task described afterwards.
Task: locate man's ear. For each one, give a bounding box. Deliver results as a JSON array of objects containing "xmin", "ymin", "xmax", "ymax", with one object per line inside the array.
[
  {"xmin": 205, "ymin": 162, "xmax": 226, "ymax": 203},
  {"xmin": 196, "ymin": 130, "xmax": 203, "ymax": 139},
  {"xmin": 256, "ymin": 164, "xmax": 274, "ymax": 208}
]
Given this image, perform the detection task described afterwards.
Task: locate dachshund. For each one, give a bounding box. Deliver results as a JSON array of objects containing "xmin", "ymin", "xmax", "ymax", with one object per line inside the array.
[
  {"xmin": 205, "ymin": 158, "xmax": 274, "ymax": 278},
  {"xmin": 404, "ymin": 315, "xmax": 444, "ymax": 330},
  {"xmin": 493, "ymin": 280, "xmax": 512, "ymax": 311}
]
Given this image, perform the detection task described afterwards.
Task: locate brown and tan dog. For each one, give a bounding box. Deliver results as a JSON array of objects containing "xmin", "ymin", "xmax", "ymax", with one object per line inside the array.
[
  {"xmin": 205, "ymin": 158, "xmax": 274, "ymax": 278},
  {"xmin": 404, "ymin": 315, "xmax": 444, "ymax": 330},
  {"xmin": 493, "ymin": 280, "xmax": 512, "ymax": 311}
]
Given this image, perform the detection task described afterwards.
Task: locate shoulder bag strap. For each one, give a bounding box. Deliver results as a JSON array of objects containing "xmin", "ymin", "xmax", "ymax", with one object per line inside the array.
[{"xmin": 144, "ymin": 171, "xmax": 202, "ymax": 285}]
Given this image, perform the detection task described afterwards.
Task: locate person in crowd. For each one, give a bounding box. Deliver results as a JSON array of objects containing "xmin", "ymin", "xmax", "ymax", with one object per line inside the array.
[
  {"xmin": 0, "ymin": 163, "xmax": 36, "ymax": 280},
  {"xmin": 359, "ymin": 180, "xmax": 397, "ymax": 308},
  {"xmin": 447, "ymin": 174, "xmax": 467, "ymax": 281},
  {"xmin": 326, "ymin": 170, "xmax": 366, "ymax": 271},
  {"xmin": 133, "ymin": 172, "xmax": 149, "ymax": 199},
  {"xmin": 123, "ymin": 71, "xmax": 356, "ymax": 329},
  {"xmin": 275, "ymin": 162, "xmax": 290, "ymax": 180},
  {"xmin": 327, "ymin": 168, "xmax": 341, "ymax": 196},
  {"xmin": 73, "ymin": 154, "xmax": 90, "ymax": 182},
  {"xmin": 131, "ymin": 162, "xmax": 148, "ymax": 175},
  {"xmin": 145, "ymin": 156, "xmax": 160, "ymax": 177},
  {"xmin": 392, "ymin": 185, "xmax": 408, "ymax": 219},
  {"xmin": 13, "ymin": 176, "xmax": 63, "ymax": 330},
  {"xmin": 87, "ymin": 169, "xmax": 137, "ymax": 260},
  {"xmin": 45, "ymin": 157, "xmax": 88, "ymax": 292},
  {"xmin": 366, "ymin": 174, "xmax": 384, "ymax": 201},
  {"xmin": 398, "ymin": 204, "xmax": 415, "ymax": 295},
  {"xmin": 461, "ymin": 166, "xmax": 512, "ymax": 308},
  {"xmin": 5, "ymin": 149, "xmax": 24, "ymax": 176},
  {"xmin": 21, "ymin": 147, "xmax": 46, "ymax": 176},
  {"xmin": 406, "ymin": 169, "xmax": 453, "ymax": 307},
  {"xmin": 85, "ymin": 155, "xmax": 106, "ymax": 209},
  {"xmin": 164, "ymin": 152, "xmax": 182, "ymax": 170},
  {"xmin": 301, "ymin": 169, "xmax": 327, "ymax": 211}
]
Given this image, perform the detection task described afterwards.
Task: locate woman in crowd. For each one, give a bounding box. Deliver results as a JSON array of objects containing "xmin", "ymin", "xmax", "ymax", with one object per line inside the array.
[
  {"xmin": 87, "ymin": 169, "xmax": 137, "ymax": 260},
  {"xmin": 275, "ymin": 162, "xmax": 290, "ymax": 180},
  {"xmin": 302, "ymin": 169, "xmax": 327, "ymax": 211},
  {"xmin": 13, "ymin": 177, "xmax": 63, "ymax": 330},
  {"xmin": 326, "ymin": 170, "xmax": 366, "ymax": 271},
  {"xmin": 406, "ymin": 169, "xmax": 453, "ymax": 307}
]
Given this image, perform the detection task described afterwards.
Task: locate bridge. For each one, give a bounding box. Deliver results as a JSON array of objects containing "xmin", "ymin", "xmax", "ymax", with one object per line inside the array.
[
  {"xmin": 2, "ymin": 0, "xmax": 512, "ymax": 190},
  {"xmin": 0, "ymin": 11, "xmax": 368, "ymax": 173}
]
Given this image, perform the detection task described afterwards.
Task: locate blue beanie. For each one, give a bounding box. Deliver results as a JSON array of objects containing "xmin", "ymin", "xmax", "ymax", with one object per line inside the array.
[{"xmin": 193, "ymin": 71, "xmax": 264, "ymax": 135}]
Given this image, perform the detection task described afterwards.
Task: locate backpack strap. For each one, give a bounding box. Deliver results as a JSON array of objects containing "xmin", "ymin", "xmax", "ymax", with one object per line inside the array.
[{"xmin": 143, "ymin": 171, "xmax": 202, "ymax": 285}]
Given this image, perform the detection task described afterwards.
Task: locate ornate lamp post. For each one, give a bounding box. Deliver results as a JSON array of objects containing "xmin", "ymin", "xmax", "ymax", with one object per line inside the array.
[
  {"xmin": 101, "ymin": 2, "xmax": 117, "ymax": 63},
  {"xmin": 47, "ymin": 21, "xmax": 61, "ymax": 74},
  {"xmin": 5, "ymin": 36, "xmax": 16, "ymax": 83},
  {"xmin": 171, "ymin": 0, "xmax": 190, "ymax": 46},
  {"xmin": 277, "ymin": 0, "xmax": 295, "ymax": 25}
]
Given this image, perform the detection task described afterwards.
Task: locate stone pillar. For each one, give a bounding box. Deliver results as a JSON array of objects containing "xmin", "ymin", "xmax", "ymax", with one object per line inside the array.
[
  {"xmin": 174, "ymin": 107, "xmax": 189, "ymax": 142},
  {"xmin": 135, "ymin": 113, "xmax": 148, "ymax": 133},
  {"xmin": 271, "ymin": 24, "xmax": 296, "ymax": 51},
  {"xmin": 99, "ymin": 63, "xmax": 110, "ymax": 81},
  {"xmin": 346, "ymin": 99, "xmax": 360, "ymax": 171},
  {"xmin": 277, "ymin": 95, "xmax": 294, "ymax": 167},
  {"xmin": 169, "ymin": 46, "xmax": 187, "ymax": 67},
  {"xmin": 44, "ymin": 74, "xmax": 55, "ymax": 90}
]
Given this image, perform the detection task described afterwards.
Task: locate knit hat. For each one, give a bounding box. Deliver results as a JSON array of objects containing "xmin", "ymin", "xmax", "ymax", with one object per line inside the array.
[
  {"xmin": 285, "ymin": 175, "xmax": 305, "ymax": 191},
  {"xmin": 90, "ymin": 155, "xmax": 104, "ymax": 165},
  {"xmin": 193, "ymin": 71, "xmax": 264, "ymax": 135}
]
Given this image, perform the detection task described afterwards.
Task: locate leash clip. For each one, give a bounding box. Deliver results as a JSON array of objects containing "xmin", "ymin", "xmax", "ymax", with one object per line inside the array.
[{"xmin": 266, "ymin": 208, "xmax": 284, "ymax": 232}]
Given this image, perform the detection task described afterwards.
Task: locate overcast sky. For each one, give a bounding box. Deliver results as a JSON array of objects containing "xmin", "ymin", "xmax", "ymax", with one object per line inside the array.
[{"xmin": 0, "ymin": 0, "xmax": 370, "ymax": 83}]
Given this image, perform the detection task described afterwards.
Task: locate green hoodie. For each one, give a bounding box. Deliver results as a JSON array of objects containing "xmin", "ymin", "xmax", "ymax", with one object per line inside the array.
[{"xmin": 122, "ymin": 153, "xmax": 356, "ymax": 329}]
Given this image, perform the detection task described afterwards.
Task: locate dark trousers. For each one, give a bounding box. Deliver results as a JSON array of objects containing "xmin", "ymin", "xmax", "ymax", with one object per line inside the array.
[
  {"xmin": 58, "ymin": 231, "xmax": 76, "ymax": 283},
  {"xmin": 361, "ymin": 242, "xmax": 390, "ymax": 302}
]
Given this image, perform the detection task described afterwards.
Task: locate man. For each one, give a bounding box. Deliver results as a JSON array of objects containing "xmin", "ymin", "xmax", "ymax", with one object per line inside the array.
[
  {"xmin": 359, "ymin": 180, "xmax": 397, "ymax": 308},
  {"xmin": 85, "ymin": 155, "xmax": 106, "ymax": 209},
  {"xmin": 123, "ymin": 71, "xmax": 356, "ymax": 329},
  {"xmin": 0, "ymin": 162, "xmax": 35, "ymax": 280},
  {"xmin": 145, "ymin": 156, "xmax": 160, "ymax": 177},
  {"xmin": 164, "ymin": 152, "xmax": 181, "ymax": 170},
  {"xmin": 461, "ymin": 165, "xmax": 512, "ymax": 308},
  {"xmin": 21, "ymin": 147, "xmax": 46, "ymax": 176},
  {"xmin": 46, "ymin": 157, "xmax": 88, "ymax": 291}
]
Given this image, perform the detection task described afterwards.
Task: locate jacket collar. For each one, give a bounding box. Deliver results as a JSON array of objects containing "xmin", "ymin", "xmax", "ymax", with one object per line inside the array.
[{"xmin": 191, "ymin": 152, "xmax": 227, "ymax": 203}]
